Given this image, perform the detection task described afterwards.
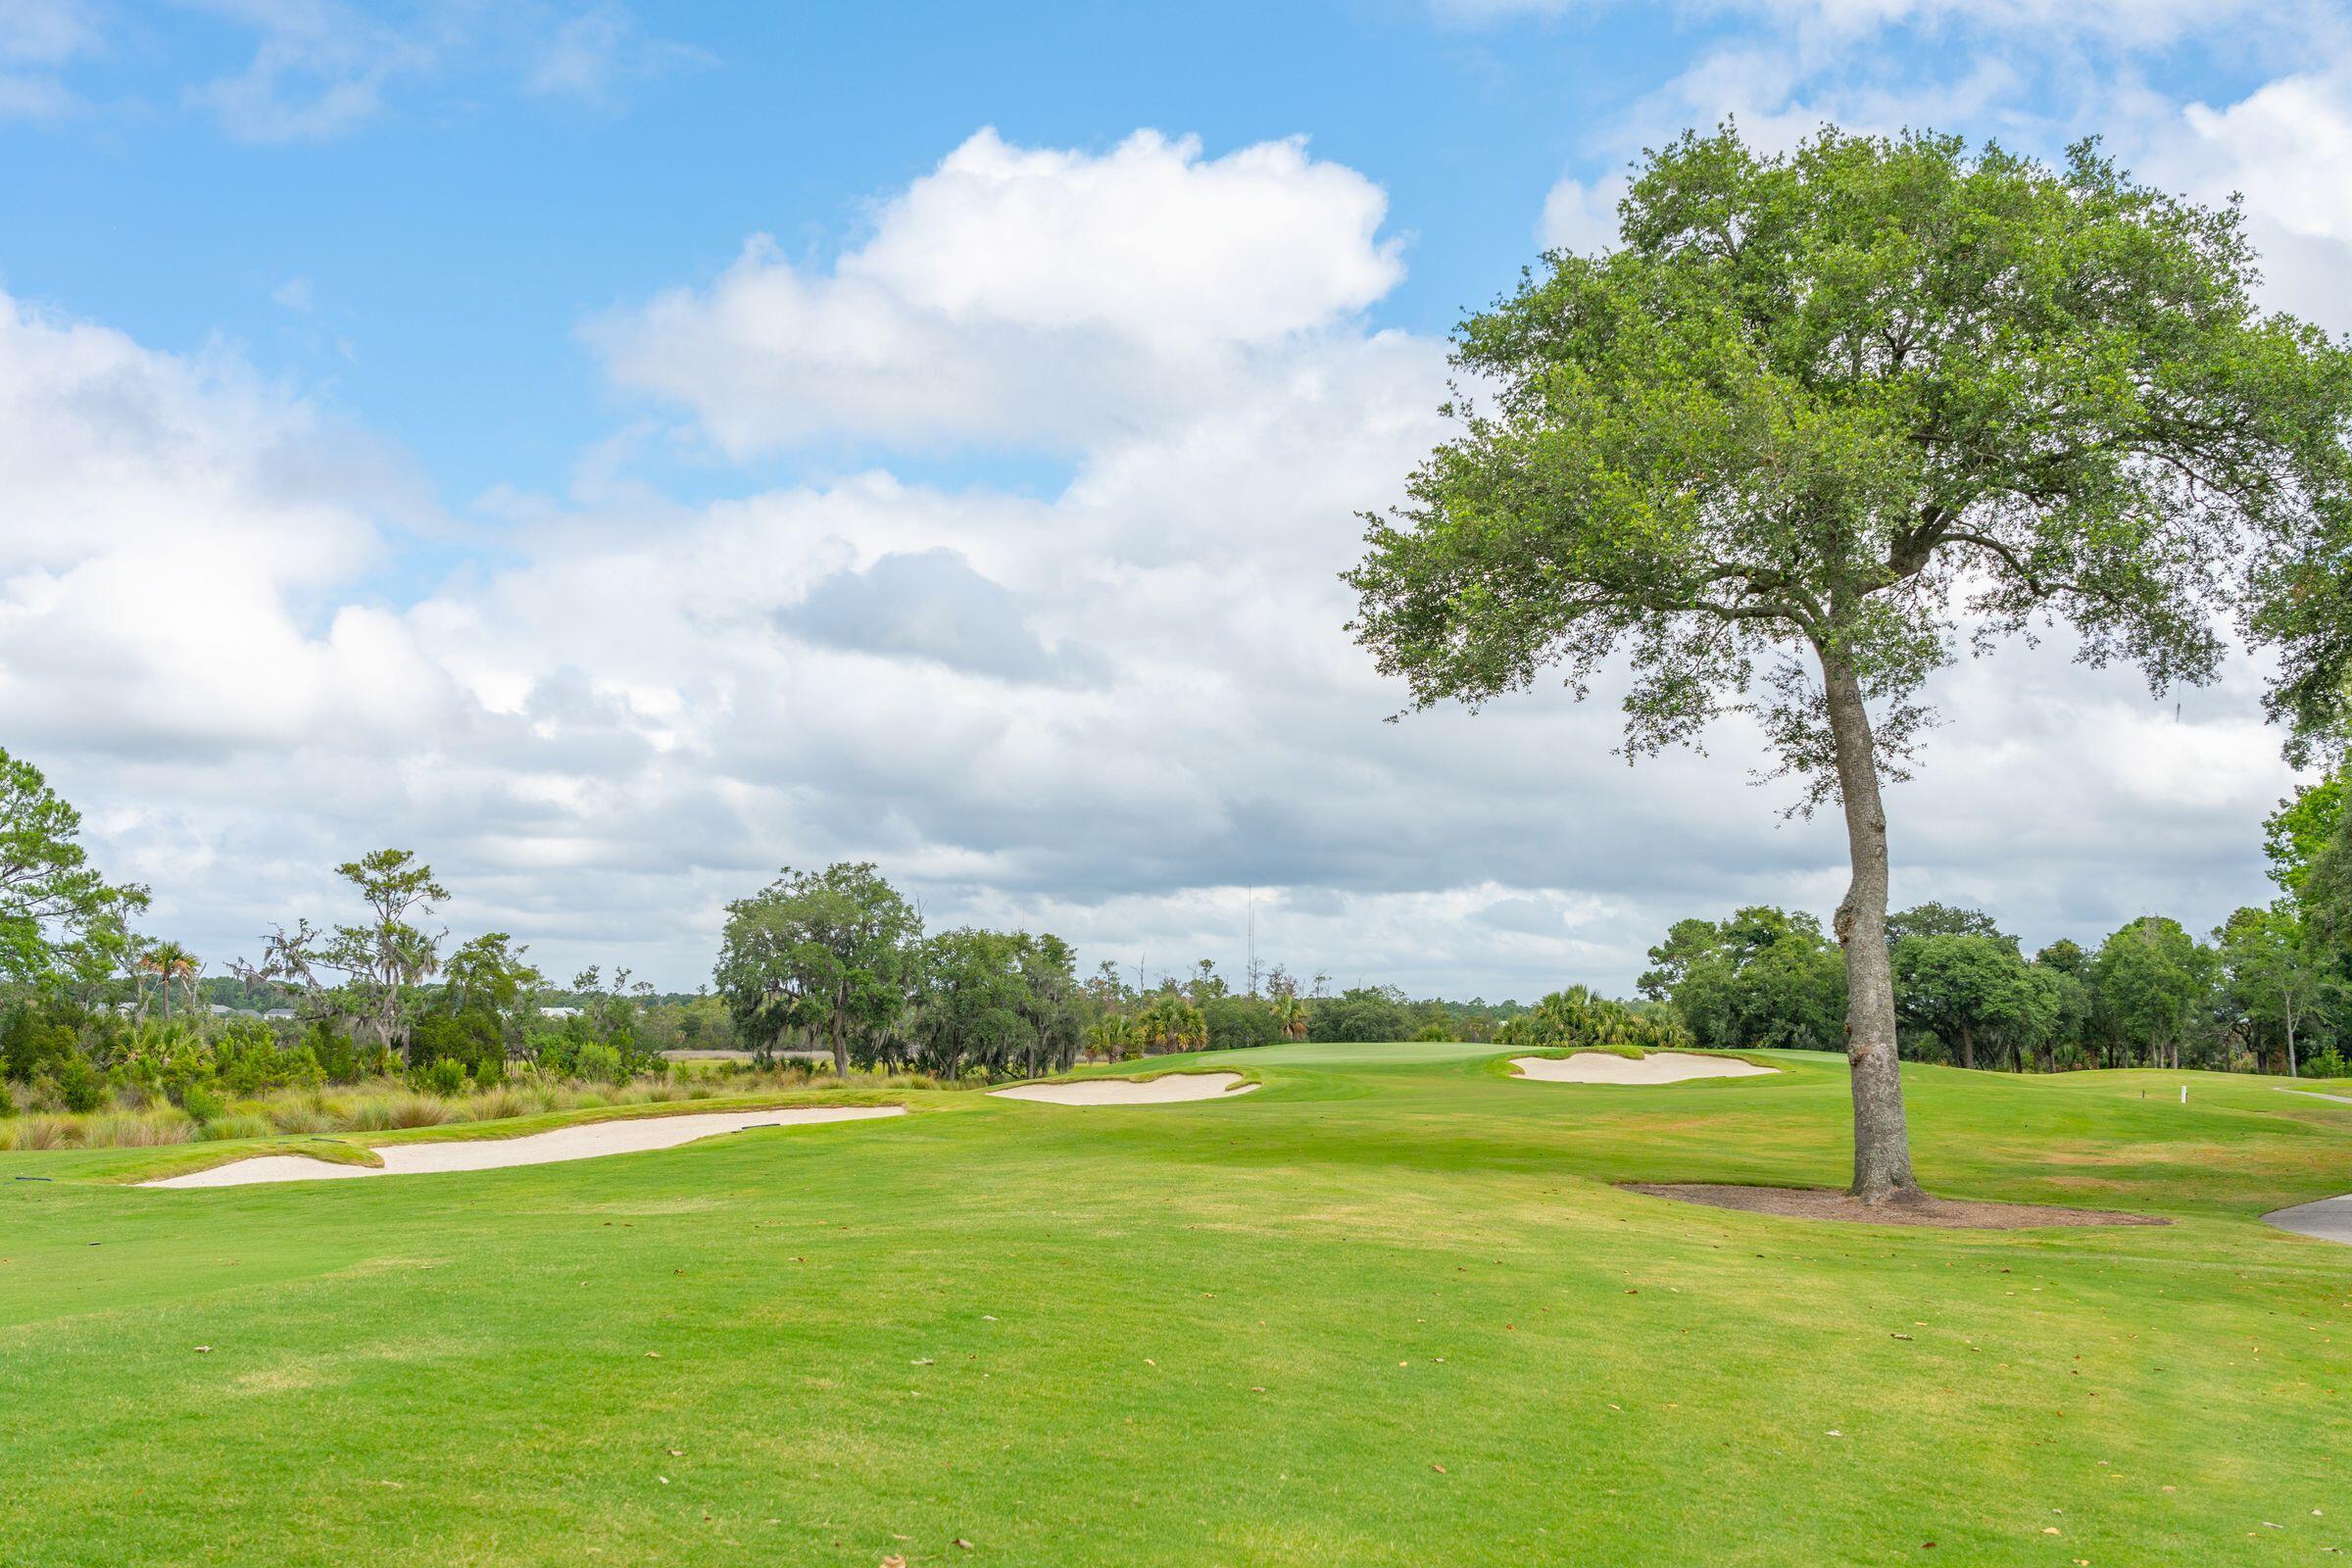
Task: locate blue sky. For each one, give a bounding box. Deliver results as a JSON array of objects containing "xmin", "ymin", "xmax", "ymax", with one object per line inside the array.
[
  {"xmin": 10, "ymin": 2, "xmax": 2294, "ymax": 502},
  {"xmin": 3, "ymin": 0, "xmax": 2346, "ymax": 995}
]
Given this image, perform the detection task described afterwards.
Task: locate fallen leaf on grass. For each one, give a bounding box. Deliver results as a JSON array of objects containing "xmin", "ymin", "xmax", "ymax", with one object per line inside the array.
[{"xmin": 1431, "ymin": 1463, "xmax": 1447, "ymax": 1474}]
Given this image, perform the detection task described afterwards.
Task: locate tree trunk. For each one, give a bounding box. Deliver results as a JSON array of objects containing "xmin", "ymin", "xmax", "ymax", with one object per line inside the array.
[
  {"xmin": 830, "ymin": 1008, "xmax": 849, "ymax": 1080},
  {"xmin": 1819, "ymin": 646, "xmax": 1923, "ymax": 1204},
  {"xmin": 1957, "ymin": 1023, "xmax": 1975, "ymax": 1072}
]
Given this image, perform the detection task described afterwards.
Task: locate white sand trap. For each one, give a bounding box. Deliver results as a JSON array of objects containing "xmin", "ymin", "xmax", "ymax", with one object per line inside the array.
[
  {"xmin": 991, "ymin": 1072, "xmax": 1255, "ymax": 1106},
  {"xmin": 1511, "ymin": 1052, "xmax": 1779, "ymax": 1086},
  {"xmin": 143, "ymin": 1105, "xmax": 905, "ymax": 1189}
]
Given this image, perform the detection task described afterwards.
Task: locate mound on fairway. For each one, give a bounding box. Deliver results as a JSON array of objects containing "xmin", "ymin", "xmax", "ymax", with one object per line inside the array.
[
  {"xmin": 991, "ymin": 1071, "xmax": 1254, "ymax": 1105},
  {"xmin": 1510, "ymin": 1051, "xmax": 1777, "ymax": 1085},
  {"xmin": 142, "ymin": 1104, "xmax": 905, "ymax": 1188}
]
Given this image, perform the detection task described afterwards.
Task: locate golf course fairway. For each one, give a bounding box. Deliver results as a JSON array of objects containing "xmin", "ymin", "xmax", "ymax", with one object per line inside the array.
[{"xmin": 3, "ymin": 1043, "xmax": 2348, "ymax": 1566}]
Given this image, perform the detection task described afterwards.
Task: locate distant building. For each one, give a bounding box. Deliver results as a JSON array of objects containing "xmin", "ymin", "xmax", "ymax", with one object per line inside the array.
[
  {"xmin": 539, "ymin": 1005, "xmax": 583, "ymax": 1019},
  {"xmin": 263, "ymin": 1009, "xmax": 296, "ymax": 1021}
]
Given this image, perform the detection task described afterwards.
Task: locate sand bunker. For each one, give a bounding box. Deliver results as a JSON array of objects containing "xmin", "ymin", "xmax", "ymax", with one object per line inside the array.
[
  {"xmin": 143, "ymin": 1105, "xmax": 905, "ymax": 1189},
  {"xmin": 1624, "ymin": 1183, "xmax": 2167, "ymax": 1230},
  {"xmin": 2268, "ymin": 1194, "xmax": 2352, "ymax": 1246},
  {"xmin": 1511, "ymin": 1052, "xmax": 1778, "ymax": 1085},
  {"xmin": 991, "ymin": 1072, "xmax": 1255, "ymax": 1106}
]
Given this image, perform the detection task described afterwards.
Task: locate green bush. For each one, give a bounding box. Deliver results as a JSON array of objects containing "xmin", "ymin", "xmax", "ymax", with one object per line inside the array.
[
  {"xmin": 409, "ymin": 1058, "xmax": 467, "ymax": 1098},
  {"xmin": 1, "ymin": 1006, "xmax": 76, "ymax": 1082},
  {"xmin": 572, "ymin": 1042, "xmax": 624, "ymax": 1085},
  {"xmin": 410, "ymin": 1009, "xmax": 506, "ymax": 1083},
  {"xmin": 53, "ymin": 1054, "xmax": 105, "ymax": 1113},
  {"xmin": 306, "ymin": 1021, "xmax": 362, "ymax": 1082},
  {"xmin": 1202, "ymin": 996, "xmax": 1286, "ymax": 1051},
  {"xmin": 178, "ymin": 1083, "xmax": 226, "ymax": 1124}
]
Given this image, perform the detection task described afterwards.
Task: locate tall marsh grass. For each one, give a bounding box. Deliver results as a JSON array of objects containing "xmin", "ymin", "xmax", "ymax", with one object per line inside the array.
[{"xmin": 0, "ymin": 1059, "xmax": 926, "ymax": 1152}]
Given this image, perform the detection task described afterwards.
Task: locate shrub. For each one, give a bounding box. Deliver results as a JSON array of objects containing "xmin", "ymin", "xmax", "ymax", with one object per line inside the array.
[
  {"xmin": 1, "ymin": 1007, "xmax": 76, "ymax": 1082},
  {"xmin": 306, "ymin": 1021, "xmax": 362, "ymax": 1082},
  {"xmin": 178, "ymin": 1083, "xmax": 226, "ymax": 1125},
  {"xmin": 573, "ymin": 1042, "xmax": 624, "ymax": 1085},
  {"xmin": 410, "ymin": 1010, "xmax": 506, "ymax": 1084},
  {"xmin": 53, "ymin": 1055, "xmax": 105, "ymax": 1114},
  {"xmin": 409, "ymin": 1058, "xmax": 467, "ymax": 1099}
]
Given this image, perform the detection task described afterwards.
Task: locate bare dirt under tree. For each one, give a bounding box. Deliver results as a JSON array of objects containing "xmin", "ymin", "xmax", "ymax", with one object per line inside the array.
[{"xmin": 1620, "ymin": 1183, "xmax": 2170, "ymax": 1230}]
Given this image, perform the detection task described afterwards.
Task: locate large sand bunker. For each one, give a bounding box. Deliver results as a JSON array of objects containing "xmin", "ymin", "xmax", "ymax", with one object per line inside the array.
[
  {"xmin": 143, "ymin": 1105, "xmax": 905, "ymax": 1189},
  {"xmin": 991, "ymin": 1072, "xmax": 1255, "ymax": 1106},
  {"xmin": 1511, "ymin": 1051, "xmax": 1779, "ymax": 1085}
]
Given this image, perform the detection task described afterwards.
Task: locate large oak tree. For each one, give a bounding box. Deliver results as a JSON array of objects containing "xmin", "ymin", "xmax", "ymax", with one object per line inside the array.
[
  {"xmin": 1348, "ymin": 127, "xmax": 2352, "ymax": 1201},
  {"xmin": 714, "ymin": 861, "xmax": 922, "ymax": 1078}
]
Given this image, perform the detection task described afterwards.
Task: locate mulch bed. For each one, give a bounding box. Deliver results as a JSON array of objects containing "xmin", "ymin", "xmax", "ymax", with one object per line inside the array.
[{"xmin": 1619, "ymin": 1183, "xmax": 2170, "ymax": 1230}]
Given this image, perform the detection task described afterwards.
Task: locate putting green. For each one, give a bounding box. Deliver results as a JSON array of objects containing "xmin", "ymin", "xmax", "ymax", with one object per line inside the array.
[{"xmin": 3, "ymin": 1046, "xmax": 2348, "ymax": 1566}]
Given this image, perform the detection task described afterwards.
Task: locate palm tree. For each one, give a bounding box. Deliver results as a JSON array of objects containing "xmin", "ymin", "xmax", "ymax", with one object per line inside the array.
[
  {"xmin": 1272, "ymin": 995, "xmax": 1309, "ymax": 1042},
  {"xmin": 141, "ymin": 941, "xmax": 200, "ymax": 1018},
  {"xmin": 1085, "ymin": 1014, "xmax": 1138, "ymax": 1063}
]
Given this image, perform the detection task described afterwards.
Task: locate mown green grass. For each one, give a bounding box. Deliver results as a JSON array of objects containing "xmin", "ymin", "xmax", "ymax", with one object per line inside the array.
[{"xmin": 3, "ymin": 1046, "xmax": 2348, "ymax": 1566}]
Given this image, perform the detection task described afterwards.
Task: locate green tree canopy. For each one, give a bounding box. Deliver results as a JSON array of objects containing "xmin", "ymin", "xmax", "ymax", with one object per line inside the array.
[
  {"xmin": 244, "ymin": 849, "xmax": 450, "ymax": 1059},
  {"xmin": 1307, "ymin": 986, "xmax": 1414, "ymax": 1044},
  {"xmin": 1638, "ymin": 906, "xmax": 1845, "ymax": 1051},
  {"xmin": 0, "ymin": 746, "xmax": 149, "ymax": 992},
  {"xmin": 1348, "ymin": 124, "xmax": 2352, "ymax": 1200},
  {"xmin": 2089, "ymin": 916, "xmax": 2218, "ymax": 1070},
  {"xmin": 713, "ymin": 862, "xmax": 921, "ymax": 1077},
  {"xmin": 2215, "ymin": 904, "xmax": 2332, "ymax": 1076},
  {"xmin": 1892, "ymin": 932, "xmax": 2055, "ymax": 1070},
  {"xmin": 1887, "ymin": 903, "xmax": 2015, "ymax": 951},
  {"xmin": 908, "ymin": 927, "xmax": 1036, "ymax": 1079}
]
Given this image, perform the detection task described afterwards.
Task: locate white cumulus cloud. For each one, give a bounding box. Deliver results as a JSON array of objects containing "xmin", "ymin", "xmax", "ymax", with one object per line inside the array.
[{"xmin": 592, "ymin": 128, "xmax": 1407, "ymax": 452}]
